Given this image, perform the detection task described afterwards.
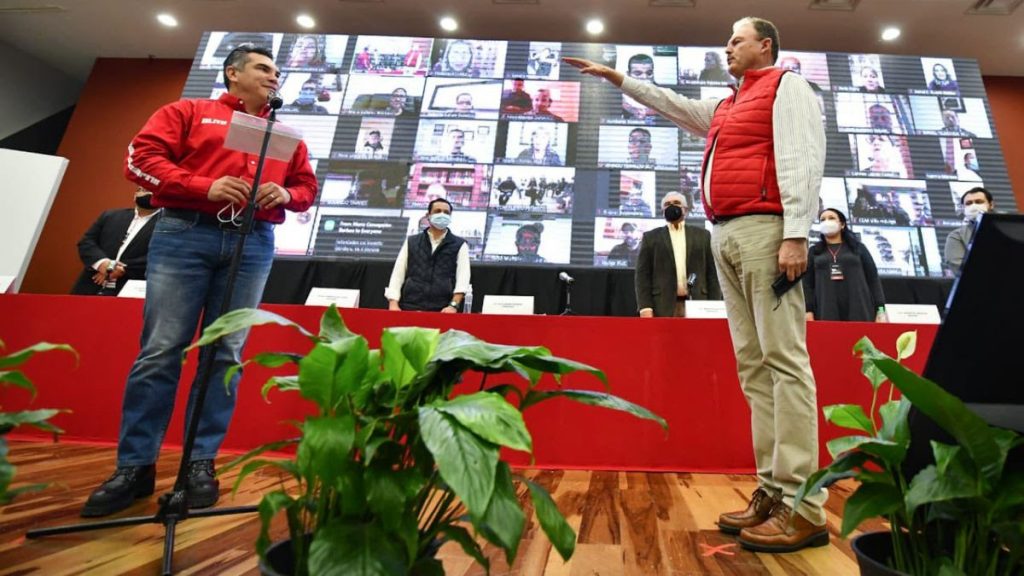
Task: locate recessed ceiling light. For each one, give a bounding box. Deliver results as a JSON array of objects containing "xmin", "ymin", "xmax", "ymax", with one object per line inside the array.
[
  {"xmin": 156, "ymin": 13, "xmax": 178, "ymax": 27},
  {"xmin": 881, "ymin": 26, "xmax": 901, "ymax": 41},
  {"xmin": 296, "ymin": 14, "xmax": 316, "ymax": 29},
  {"xmin": 439, "ymin": 16, "xmax": 458, "ymax": 32},
  {"xmin": 586, "ymin": 18, "xmax": 604, "ymax": 35}
]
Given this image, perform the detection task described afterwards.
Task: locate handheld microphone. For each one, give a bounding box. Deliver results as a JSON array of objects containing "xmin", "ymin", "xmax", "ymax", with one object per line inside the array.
[
  {"xmin": 268, "ymin": 90, "xmax": 284, "ymax": 110},
  {"xmin": 558, "ymin": 271, "xmax": 575, "ymax": 284}
]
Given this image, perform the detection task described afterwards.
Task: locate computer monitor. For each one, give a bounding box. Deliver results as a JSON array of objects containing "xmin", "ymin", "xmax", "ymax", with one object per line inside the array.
[{"xmin": 907, "ymin": 214, "xmax": 1024, "ymax": 473}]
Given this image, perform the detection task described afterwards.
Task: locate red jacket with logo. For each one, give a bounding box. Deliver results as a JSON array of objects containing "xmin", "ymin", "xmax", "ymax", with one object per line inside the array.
[
  {"xmin": 701, "ymin": 67, "xmax": 787, "ymax": 221},
  {"xmin": 125, "ymin": 93, "xmax": 317, "ymax": 223}
]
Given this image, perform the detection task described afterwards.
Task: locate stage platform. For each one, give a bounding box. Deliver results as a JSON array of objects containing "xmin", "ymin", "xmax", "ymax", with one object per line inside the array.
[{"xmin": 1, "ymin": 293, "xmax": 936, "ymax": 472}]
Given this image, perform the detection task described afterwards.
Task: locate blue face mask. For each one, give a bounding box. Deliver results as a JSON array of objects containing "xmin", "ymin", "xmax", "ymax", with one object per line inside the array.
[
  {"xmin": 295, "ymin": 88, "xmax": 316, "ymax": 105},
  {"xmin": 429, "ymin": 212, "xmax": 451, "ymax": 230}
]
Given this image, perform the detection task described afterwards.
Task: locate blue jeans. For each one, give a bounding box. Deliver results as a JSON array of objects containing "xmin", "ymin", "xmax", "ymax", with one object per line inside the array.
[{"xmin": 116, "ymin": 214, "xmax": 275, "ymax": 466}]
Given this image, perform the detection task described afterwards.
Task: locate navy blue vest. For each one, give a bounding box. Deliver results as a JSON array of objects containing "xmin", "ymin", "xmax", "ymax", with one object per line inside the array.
[{"xmin": 400, "ymin": 230, "xmax": 466, "ymax": 311}]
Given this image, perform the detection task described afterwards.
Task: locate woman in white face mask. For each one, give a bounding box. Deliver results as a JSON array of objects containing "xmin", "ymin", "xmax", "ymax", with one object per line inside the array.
[{"xmin": 803, "ymin": 208, "xmax": 888, "ymax": 322}]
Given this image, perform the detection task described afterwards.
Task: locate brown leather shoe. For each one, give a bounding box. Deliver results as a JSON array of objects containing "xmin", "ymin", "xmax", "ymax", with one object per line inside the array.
[
  {"xmin": 717, "ymin": 487, "xmax": 779, "ymax": 535},
  {"xmin": 738, "ymin": 502, "xmax": 829, "ymax": 553}
]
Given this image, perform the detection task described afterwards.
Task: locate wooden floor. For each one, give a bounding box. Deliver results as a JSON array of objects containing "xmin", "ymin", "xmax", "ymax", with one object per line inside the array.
[{"xmin": 0, "ymin": 441, "xmax": 879, "ymax": 575}]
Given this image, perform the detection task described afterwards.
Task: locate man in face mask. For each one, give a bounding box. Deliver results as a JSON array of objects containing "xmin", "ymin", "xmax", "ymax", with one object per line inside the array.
[
  {"xmin": 71, "ymin": 187, "xmax": 162, "ymax": 296},
  {"xmin": 635, "ymin": 191, "xmax": 722, "ymax": 317},
  {"xmin": 385, "ymin": 198, "xmax": 470, "ymax": 312},
  {"xmin": 944, "ymin": 187, "xmax": 995, "ymax": 276}
]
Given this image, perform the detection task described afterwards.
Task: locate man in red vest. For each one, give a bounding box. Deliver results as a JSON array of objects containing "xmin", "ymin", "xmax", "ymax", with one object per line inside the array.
[{"xmin": 566, "ymin": 16, "xmax": 827, "ymax": 553}]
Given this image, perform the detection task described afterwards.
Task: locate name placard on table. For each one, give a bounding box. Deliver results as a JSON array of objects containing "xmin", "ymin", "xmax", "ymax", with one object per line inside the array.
[
  {"xmin": 481, "ymin": 295, "xmax": 535, "ymax": 315},
  {"xmin": 884, "ymin": 304, "xmax": 942, "ymax": 325},
  {"xmin": 117, "ymin": 280, "xmax": 147, "ymax": 299},
  {"xmin": 305, "ymin": 287, "xmax": 361, "ymax": 308},
  {"xmin": 685, "ymin": 300, "xmax": 728, "ymax": 319}
]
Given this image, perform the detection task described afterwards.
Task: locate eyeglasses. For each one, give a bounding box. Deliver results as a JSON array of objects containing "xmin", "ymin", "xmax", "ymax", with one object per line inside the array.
[{"xmin": 628, "ymin": 137, "xmax": 652, "ymax": 145}]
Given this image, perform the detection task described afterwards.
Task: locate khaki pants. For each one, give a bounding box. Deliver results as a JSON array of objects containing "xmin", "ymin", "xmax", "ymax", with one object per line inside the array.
[{"xmin": 711, "ymin": 215, "xmax": 826, "ymax": 525}]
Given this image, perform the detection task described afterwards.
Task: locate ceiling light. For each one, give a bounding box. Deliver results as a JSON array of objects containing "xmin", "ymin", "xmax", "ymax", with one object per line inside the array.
[
  {"xmin": 881, "ymin": 27, "xmax": 901, "ymax": 41},
  {"xmin": 296, "ymin": 14, "xmax": 315, "ymax": 29},
  {"xmin": 586, "ymin": 19, "xmax": 604, "ymax": 35},
  {"xmin": 439, "ymin": 16, "xmax": 458, "ymax": 32},
  {"xmin": 156, "ymin": 13, "xmax": 178, "ymax": 27}
]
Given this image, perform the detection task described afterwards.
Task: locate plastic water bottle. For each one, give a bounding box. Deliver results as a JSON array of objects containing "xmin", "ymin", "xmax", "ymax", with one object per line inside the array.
[{"xmin": 463, "ymin": 284, "xmax": 473, "ymax": 314}]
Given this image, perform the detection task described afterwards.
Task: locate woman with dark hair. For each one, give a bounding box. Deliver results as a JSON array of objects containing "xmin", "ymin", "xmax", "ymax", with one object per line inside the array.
[
  {"xmin": 928, "ymin": 63, "xmax": 959, "ymax": 91},
  {"xmin": 433, "ymin": 40, "xmax": 477, "ymax": 76},
  {"xmin": 803, "ymin": 208, "xmax": 887, "ymax": 322},
  {"xmin": 286, "ymin": 34, "xmax": 325, "ymax": 68}
]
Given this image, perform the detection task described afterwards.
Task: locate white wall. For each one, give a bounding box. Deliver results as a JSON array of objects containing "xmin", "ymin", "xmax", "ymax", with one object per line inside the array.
[{"xmin": 0, "ymin": 41, "xmax": 83, "ymax": 141}]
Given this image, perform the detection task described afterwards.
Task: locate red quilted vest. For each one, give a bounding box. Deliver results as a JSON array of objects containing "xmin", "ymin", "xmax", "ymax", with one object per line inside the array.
[{"xmin": 701, "ymin": 67, "xmax": 788, "ymax": 222}]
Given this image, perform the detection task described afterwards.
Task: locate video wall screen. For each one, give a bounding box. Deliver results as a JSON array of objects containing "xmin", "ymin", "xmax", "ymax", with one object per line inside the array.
[{"xmin": 183, "ymin": 32, "xmax": 1016, "ymax": 277}]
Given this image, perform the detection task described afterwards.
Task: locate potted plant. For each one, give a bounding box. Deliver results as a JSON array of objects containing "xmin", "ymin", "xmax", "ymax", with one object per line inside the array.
[
  {"xmin": 1, "ymin": 339, "xmax": 74, "ymax": 506},
  {"xmin": 795, "ymin": 331, "xmax": 1023, "ymax": 576},
  {"xmin": 190, "ymin": 306, "xmax": 667, "ymax": 575}
]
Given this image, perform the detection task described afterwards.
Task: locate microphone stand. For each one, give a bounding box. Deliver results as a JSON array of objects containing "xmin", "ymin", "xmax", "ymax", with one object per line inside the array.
[
  {"xmin": 26, "ymin": 95, "xmax": 285, "ymax": 576},
  {"xmin": 560, "ymin": 280, "xmax": 573, "ymax": 316}
]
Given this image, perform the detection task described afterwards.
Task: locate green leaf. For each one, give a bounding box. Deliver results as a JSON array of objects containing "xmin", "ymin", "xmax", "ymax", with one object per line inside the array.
[
  {"xmin": 0, "ymin": 342, "xmax": 77, "ymax": 370},
  {"xmin": 296, "ymin": 415, "xmax": 355, "ymax": 487},
  {"xmin": 483, "ymin": 383, "xmax": 526, "ymax": 404},
  {"xmin": 823, "ymin": 404, "xmax": 875, "ymax": 434},
  {"xmin": 256, "ymin": 491, "xmax": 296, "ymax": 557},
  {"xmin": 0, "ymin": 409, "xmax": 64, "ymax": 434},
  {"xmin": 298, "ymin": 337, "xmax": 370, "ymax": 412},
  {"xmin": 895, "ymin": 330, "xmax": 917, "ymax": 361},
  {"xmin": 840, "ymin": 482, "xmax": 903, "ymax": 537},
  {"xmin": 436, "ymin": 392, "xmax": 532, "ymax": 453},
  {"xmin": 409, "ymin": 557, "xmax": 444, "ymax": 576},
  {"xmin": 308, "ymin": 520, "xmax": 406, "ymax": 576},
  {"xmin": 261, "ymin": 375, "xmax": 300, "ymax": 399},
  {"xmin": 319, "ymin": 305, "xmax": 355, "ymax": 343},
  {"xmin": 520, "ymin": 389, "xmax": 668, "ymax": 431},
  {"xmin": 250, "ymin": 351, "xmax": 305, "ymax": 368},
  {"xmin": 0, "ymin": 370, "xmax": 35, "ymax": 396},
  {"xmin": 474, "ymin": 461, "xmax": 525, "ymax": 564},
  {"xmin": 188, "ymin": 308, "xmax": 313, "ymax": 350},
  {"xmin": 524, "ymin": 478, "xmax": 576, "ymax": 561},
  {"xmin": 794, "ymin": 451, "xmax": 870, "ymax": 514},
  {"xmin": 992, "ymin": 471, "xmax": 1024, "ymax": 515},
  {"xmin": 381, "ymin": 327, "xmax": 439, "ymax": 389},
  {"xmin": 418, "ymin": 407, "xmax": 498, "ymax": 517},
  {"xmin": 365, "ymin": 466, "xmax": 419, "ymax": 532},
  {"xmin": 0, "ymin": 482, "xmax": 49, "ymax": 506},
  {"xmin": 877, "ymin": 398, "xmax": 912, "ymax": 446},
  {"xmin": 825, "ymin": 435, "xmax": 905, "ymax": 467},
  {"xmin": 905, "ymin": 459, "xmax": 982, "ymax": 517},
  {"xmin": 439, "ymin": 525, "xmax": 489, "ymax": 572}
]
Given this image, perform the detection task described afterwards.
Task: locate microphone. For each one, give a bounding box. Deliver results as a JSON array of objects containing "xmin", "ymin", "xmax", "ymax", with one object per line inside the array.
[
  {"xmin": 687, "ymin": 273, "xmax": 697, "ymax": 288},
  {"xmin": 268, "ymin": 90, "xmax": 284, "ymax": 110},
  {"xmin": 558, "ymin": 271, "xmax": 575, "ymax": 284}
]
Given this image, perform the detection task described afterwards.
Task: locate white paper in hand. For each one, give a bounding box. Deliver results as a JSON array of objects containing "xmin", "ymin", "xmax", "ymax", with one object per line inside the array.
[{"xmin": 224, "ymin": 111, "xmax": 303, "ymax": 161}]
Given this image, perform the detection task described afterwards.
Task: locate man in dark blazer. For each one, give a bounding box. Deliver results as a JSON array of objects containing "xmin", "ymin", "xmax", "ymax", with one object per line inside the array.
[
  {"xmin": 71, "ymin": 188, "xmax": 160, "ymax": 295},
  {"xmin": 636, "ymin": 192, "xmax": 722, "ymax": 317}
]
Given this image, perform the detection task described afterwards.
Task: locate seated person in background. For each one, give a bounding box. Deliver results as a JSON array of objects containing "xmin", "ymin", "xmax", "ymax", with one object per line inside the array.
[
  {"xmin": 778, "ymin": 56, "xmax": 822, "ymax": 92},
  {"xmin": 941, "ymin": 109, "xmax": 976, "ymax": 137},
  {"xmin": 71, "ymin": 187, "xmax": 161, "ymax": 296},
  {"xmin": 516, "ymin": 125, "xmax": 562, "ymax": 165},
  {"xmin": 445, "ymin": 129, "xmax": 476, "ymax": 163},
  {"xmin": 362, "ymin": 130, "xmax": 386, "ymax": 157},
  {"xmin": 385, "ymin": 198, "xmax": 470, "ymax": 312},
  {"xmin": 867, "ymin": 104, "xmax": 894, "ymax": 132},
  {"xmin": 619, "ymin": 184, "xmax": 652, "ymax": 217},
  {"xmin": 525, "ymin": 88, "xmax": 564, "ymax": 122},
  {"xmin": 626, "ymin": 53, "xmax": 655, "ymax": 81},
  {"xmin": 386, "ymin": 87, "xmax": 410, "ymax": 116},
  {"xmin": 698, "ymin": 51, "xmax": 734, "ymax": 84},
  {"xmin": 928, "ymin": 63, "xmax": 959, "ymax": 91},
  {"xmin": 283, "ymin": 78, "xmax": 328, "ymax": 114},
  {"xmin": 286, "ymin": 35, "xmax": 324, "ymax": 68},
  {"xmin": 607, "ymin": 222, "xmax": 642, "ymax": 266},
  {"xmin": 501, "ymin": 78, "xmax": 532, "ymax": 113},
  {"xmin": 445, "ymin": 92, "xmax": 475, "ymax": 117},
  {"xmin": 433, "ymin": 40, "xmax": 478, "ymax": 77},
  {"xmin": 635, "ymin": 192, "xmax": 721, "ymax": 317},
  {"xmin": 861, "ymin": 134, "xmax": 905, "ymax": 176},
  {"xmin": 803, "ymin": 208, "xmax": 886, "ymax": 322},
  {"xmin": 514, "ymin": 223, "xmax": 545, "ymax": 263},
  {"xmin": 944, "ymin": 186, "xmax": 995, "ymax": 276},
  {"xmin": 957, "ymin": 151, "xmax": 982, "ymax": 181},
  {"xmin": 627, "ymin": 127, "xmax": 656, "ymax": 165},
  {"xmin": 858, "ymin": 66, "xmax": 885, "ymax": 93}
]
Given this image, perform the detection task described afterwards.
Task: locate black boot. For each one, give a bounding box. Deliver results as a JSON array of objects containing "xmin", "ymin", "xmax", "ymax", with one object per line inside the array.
[
  {"xmin": 80, "ymin": 465, "xmax": 156, "ymax": 517},
  {"xmin": 186, "ymin": 459, "xmax": 220, "ymax": 509}
]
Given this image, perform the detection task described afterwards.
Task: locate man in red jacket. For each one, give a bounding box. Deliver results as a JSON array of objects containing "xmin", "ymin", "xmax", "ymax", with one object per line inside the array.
[
  {"xmin": 566, "ymin": 17, "xmax": 827, "ymax": 553},
  {"xmin": 81, "ymin": 44, "xmax": 318, "ymax": 517}
]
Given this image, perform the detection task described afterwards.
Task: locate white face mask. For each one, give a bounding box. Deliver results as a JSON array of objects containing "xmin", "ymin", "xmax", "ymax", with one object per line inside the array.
[
  {"xmin": 963, "ymin": 203, "xmax": 988, "ymax": 220},
  {"xmin": 428, "ymin": 212, "xmax": 451, "ymax": 230},
  {"xmin": 819, "ymin": 220, "xmax": 842, "ymax": 236}
]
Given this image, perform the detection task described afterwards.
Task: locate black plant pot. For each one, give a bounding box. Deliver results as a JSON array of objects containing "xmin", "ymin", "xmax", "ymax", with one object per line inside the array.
[
  {"xmin": 259, "ymin": 538, "xmax": 303, "ymax": 576},
  {"xmin": 851, "ymin": 531, "xmax": 908, "ymax": 576}
]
